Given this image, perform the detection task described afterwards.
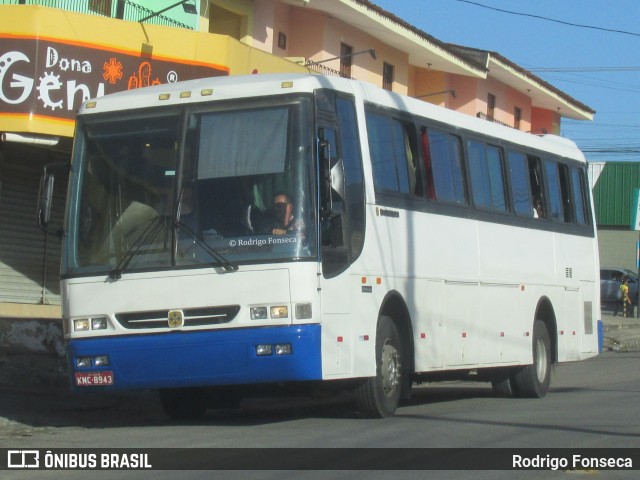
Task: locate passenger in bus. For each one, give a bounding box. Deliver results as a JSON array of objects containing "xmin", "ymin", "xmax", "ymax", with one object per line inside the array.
[
  {"xmin": 271, "ymin": 193, "xmax": 305, "ymax": 236},
  {"xmin": 238, "ymin": 177, "xmax": 270, "ymax": 235},
  {"xmin": 533, "ymin": 196, "xmax": 545, "ymax": 219}
]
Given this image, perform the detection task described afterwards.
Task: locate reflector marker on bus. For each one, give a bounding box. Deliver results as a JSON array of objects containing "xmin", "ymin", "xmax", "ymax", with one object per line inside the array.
[
  {"xmin": 359, "ymin": 335, "xmax": 369, "ymax": 341},
  {"xmin": 337, "ymin": 336, "xmax": 344, "ymax": 343},
  {"xmin": 201, "ymin": 89, "xmax": 213, "ymax": 96},
  {"xmin": 158, "ymin": 93, "xmax": 170, "ymax": 100},
  {"xmin": 420, "ymin": 333, "xmax": 426, "ymax": 339},
  {"xmin": 180, "ymin": 91, "xmax": 191, "ymax": 98}
]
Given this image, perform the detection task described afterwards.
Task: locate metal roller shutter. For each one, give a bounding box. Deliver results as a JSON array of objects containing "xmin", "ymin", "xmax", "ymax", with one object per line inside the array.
[{"xmin": 0, "ymin": 145, "xmax": 68, "ymax": 305}]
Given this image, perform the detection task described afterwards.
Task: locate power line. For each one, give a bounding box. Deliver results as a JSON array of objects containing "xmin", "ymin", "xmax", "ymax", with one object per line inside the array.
[
  {"xmin": 452, "ymin": 0, "xmax": 640, "ymax": 38},
  {"xmin": 529, "ymin": 67, "xmax": 640, "ymax": 73}
]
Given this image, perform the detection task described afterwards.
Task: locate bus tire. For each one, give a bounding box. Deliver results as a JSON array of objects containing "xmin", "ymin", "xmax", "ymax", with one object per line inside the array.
[
  {"xmin": 355, "ymin": 316, "xmax": 402, "ymax": 418},
  {"xmin": 513, "ymin": 320, "xmax": 551, "ymax": 398},
  {"xmin": 159, "ymin": 388, "xmax": 207, "ymax": 420}
]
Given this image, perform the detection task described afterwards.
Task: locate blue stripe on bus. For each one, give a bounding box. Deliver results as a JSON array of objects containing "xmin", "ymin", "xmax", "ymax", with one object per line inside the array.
[{"xmin": 68, "ymin": 324, "xmax": 322, "ymax": 390}]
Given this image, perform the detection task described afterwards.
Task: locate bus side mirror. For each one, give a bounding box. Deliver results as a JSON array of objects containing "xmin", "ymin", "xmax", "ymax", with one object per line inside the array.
[
  {"xmin": 37, "ymin": 162, "xmax": 67, "ymax": 236},
  {"xmin": 38, "ymin": 172, "xmax": 54, "ymax": 229}
]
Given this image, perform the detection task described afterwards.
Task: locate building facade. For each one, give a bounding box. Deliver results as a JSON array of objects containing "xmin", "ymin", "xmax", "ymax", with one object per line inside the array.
[
  {"xmin": 592, "ymin": 162, "xmax": 640, "ymax": 271},
  {"xmin": 0, "ymin": 0, "xmax": 594, "ymax": 323}
]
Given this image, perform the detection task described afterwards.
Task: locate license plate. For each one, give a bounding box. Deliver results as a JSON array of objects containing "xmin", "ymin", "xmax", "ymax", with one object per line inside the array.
[{"xmin": 75, "ymin": 371, "xmax": 114, "ymax": 387}]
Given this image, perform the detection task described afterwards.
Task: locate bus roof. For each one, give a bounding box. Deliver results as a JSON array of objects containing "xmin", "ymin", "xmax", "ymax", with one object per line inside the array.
[{"xmin": 79, "ymin": 73, "xmax": 585, "ymax": 163}]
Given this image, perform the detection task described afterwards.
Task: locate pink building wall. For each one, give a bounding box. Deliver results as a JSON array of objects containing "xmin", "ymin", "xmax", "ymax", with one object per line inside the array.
[
  {"xmin": 249, "ymin": 2, "xmax": 556, "ymax": 134},
  {"xmin": 286, "ymin": 6, "xmax": 409, "ymax": 93},
  {"xmin": 448, "ymin": 75, "xmax": 533, "ymax": 132},
  {"xmin": 532, "ymin": 108, "xmax": 561, "ymax": 135}
]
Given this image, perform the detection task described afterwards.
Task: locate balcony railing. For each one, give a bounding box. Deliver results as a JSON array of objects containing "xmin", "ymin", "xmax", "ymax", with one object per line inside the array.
[
  {"xmin": 0, "ymin": 0, "xmax": 193, "ymax": 30},
  {"xmin": 304, "ymin": 61, "xmax": 352, "ymax": 79}
]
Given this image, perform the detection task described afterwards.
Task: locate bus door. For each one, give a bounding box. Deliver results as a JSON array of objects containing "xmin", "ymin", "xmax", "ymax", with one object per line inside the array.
[{"xmin": 316, "ymin": 90, "xmax": 366, "ymax": 377}]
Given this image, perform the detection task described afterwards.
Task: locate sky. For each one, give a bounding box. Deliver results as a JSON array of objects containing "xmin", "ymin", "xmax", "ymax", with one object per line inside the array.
[{"xmin": 372, "ymin": 0, "xmax": 640, "ymax": 163}]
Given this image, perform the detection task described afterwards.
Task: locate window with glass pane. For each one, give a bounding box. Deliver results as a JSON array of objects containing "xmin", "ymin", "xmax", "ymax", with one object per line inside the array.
[
  {"xmin": 487, "ymin": 146, "xmax": 507, "ymax": 211},
  {"xmin": 544, "ymin": 160, "xmax": 564, "ymax": 222},
  {"xmin": 571, "ymin": 167, "xmax": 588, "ymax": 225},
  {"xmin": 367, "ymin": 113, "xmax": 411, "ymax": 194},
  {"xmin": 507, "ymin": 150, "xmax": 533, "ymax": 217},
  {"xmin": 427, "ymin": 129, "xmax": 466, "ymax": 205},
  {"xmin": 468, "ymin": 140, "xmax": 506, "ymax": 212}
]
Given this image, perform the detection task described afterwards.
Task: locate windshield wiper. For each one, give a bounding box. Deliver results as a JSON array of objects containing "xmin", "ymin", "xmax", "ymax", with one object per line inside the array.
[
  {"xmin": 175, "ymin": 220, "xmax": 239, "ymax": 273},
  {"xmin": 109, "ymin": 214, "xmax": 165, "ymax": 280}
]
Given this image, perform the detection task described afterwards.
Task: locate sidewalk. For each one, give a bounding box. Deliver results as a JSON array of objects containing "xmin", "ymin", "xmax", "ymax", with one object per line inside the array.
[
  {"xmin": 0, "ymin": 313, "xmax": 639, "ymax": 396},
  {"xmin": 601, "ymin": 311, "xmax": 640, "ymax": 352}
]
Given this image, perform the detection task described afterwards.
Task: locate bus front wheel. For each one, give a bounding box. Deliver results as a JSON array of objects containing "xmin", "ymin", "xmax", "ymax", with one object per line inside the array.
[
  {"xmin": 513, "ymin": 320, "xmax": 551, "ymax": 398},
  {"xmin": 355, "ymin": 316, "xmax": 402, "ymax": 418}
]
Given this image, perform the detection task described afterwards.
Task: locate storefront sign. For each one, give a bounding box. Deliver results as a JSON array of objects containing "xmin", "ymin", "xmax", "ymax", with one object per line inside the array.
[{"xmin": 0, "ymin": 36, "xmax": 229, "ymax": 123}]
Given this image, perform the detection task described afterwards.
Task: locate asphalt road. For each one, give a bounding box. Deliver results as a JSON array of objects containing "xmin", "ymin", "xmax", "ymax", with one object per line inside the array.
[{"xmin": 1, "ymin": 351, "xmax": 639, "ymax": 479}]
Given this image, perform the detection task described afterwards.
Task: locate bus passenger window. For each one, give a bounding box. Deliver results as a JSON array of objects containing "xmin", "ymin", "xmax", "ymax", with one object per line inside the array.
[
  {"xmin": 421, "ymin": 128, "xmax": 436, "ymax": 200},
  {"xmin": 571, "ymin": 167, "xmax": 588, "ymax": 225},
  {"xmin": 558, "ymin": 163, "xmax": 573, "ymax": 223},
  {"xmin": 403, "ymin": 124, "xmax": 422, "ymax": 197},
  {"xmin": 544, "ymin": 159, "xmax": 566, "ymax": 222},
  {"xmin": 467, "ymin": 140, "xmax": 506, "ymax": 212},
  {"xmin": 507, "ymin": 150, "xmax": 533, "ymax": 217},
  {"xmin": 528, "ymin": 156, "xmax": 546, "ymax": 219},
  {"xmin": 366, "ymin": 112, "xmax": 419, "ymax": 196},
  {"xmin": 426, "ymin": 129, "xmax": 466, "ymax": 205}
]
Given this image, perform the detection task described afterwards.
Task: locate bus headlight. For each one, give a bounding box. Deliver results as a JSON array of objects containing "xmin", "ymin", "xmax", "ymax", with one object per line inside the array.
[
  {"xmin": 73, "ymin": 319, "xmax": 90, "ymax": 331},
  {"xmin": 91, "ymin": 317, "xmax": 108, "ymax": 330},
  {"xmin": 275, "ymin": 344, "xmax": 292, "ymax": 355},
  {"xmin": 256, "ymin": 344, "xmax": 273, "ymax": 356},
  {"xmin": 94, "ymin": 355, "xmax": 110, "ymax": 367},
  {"xmin": 295, "ymin": 303, "xmax": 312, "ymax": 320},
  {"xmin": 250, "ymin": 307, "xmax": 268, "ymax": 320},
  {"xmin": 251, "ymin": 306, "xmax": 289, "ymax": 319},
  {"xmin": 76, "ymin": 356, "xmax": 92, "ymax": 368},
  {"xmin": 270, "ymin": 306, "xmax": 288, "ymax": 319},
  {"xmin": 74, "ymin": 317, "xmax": 109, "ymax": 331}
]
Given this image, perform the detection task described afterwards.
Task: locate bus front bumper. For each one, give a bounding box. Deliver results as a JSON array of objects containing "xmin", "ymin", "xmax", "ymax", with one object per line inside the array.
[{"xmin": 67, "ymin": 324, "xmax": 322, "ymax": 391}]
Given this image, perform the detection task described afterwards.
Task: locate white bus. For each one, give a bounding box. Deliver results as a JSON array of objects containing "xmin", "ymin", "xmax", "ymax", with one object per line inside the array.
[{"xmin": 40, "ymin": 73, "xmax": 600, "ymax": 419}]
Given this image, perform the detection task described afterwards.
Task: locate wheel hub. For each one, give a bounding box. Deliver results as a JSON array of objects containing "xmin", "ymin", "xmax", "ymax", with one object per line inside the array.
[{"xmin": 381, "ymin": 340, "xmax": 400, "ymax": 396}]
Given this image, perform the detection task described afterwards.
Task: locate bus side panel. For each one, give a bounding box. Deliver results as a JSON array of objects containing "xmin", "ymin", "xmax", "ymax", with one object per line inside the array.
[{"xmin": 554, "ymin": 232, "xmax": 600, "ymax": 360}]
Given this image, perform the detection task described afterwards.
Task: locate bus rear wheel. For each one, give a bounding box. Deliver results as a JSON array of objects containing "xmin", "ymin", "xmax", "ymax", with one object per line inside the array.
[
  {"xmin": 355, "ymin": 316, "xmax": 402, "ymax": 418},
  {"xmin": 513, "ymin": 320, "xmax": 551, "ymax": 398}
]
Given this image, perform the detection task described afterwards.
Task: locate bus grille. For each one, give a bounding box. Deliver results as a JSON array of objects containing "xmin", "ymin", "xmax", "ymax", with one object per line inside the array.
[{"xmin": 115, "ymin": 306, "xmax": 241, "ymax": 329}]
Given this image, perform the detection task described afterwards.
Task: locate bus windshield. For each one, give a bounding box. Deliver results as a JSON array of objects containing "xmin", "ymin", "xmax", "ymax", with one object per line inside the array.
[{"xmin": 64, "ymin": 97, "xmax": 315, "ymax": 276}]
